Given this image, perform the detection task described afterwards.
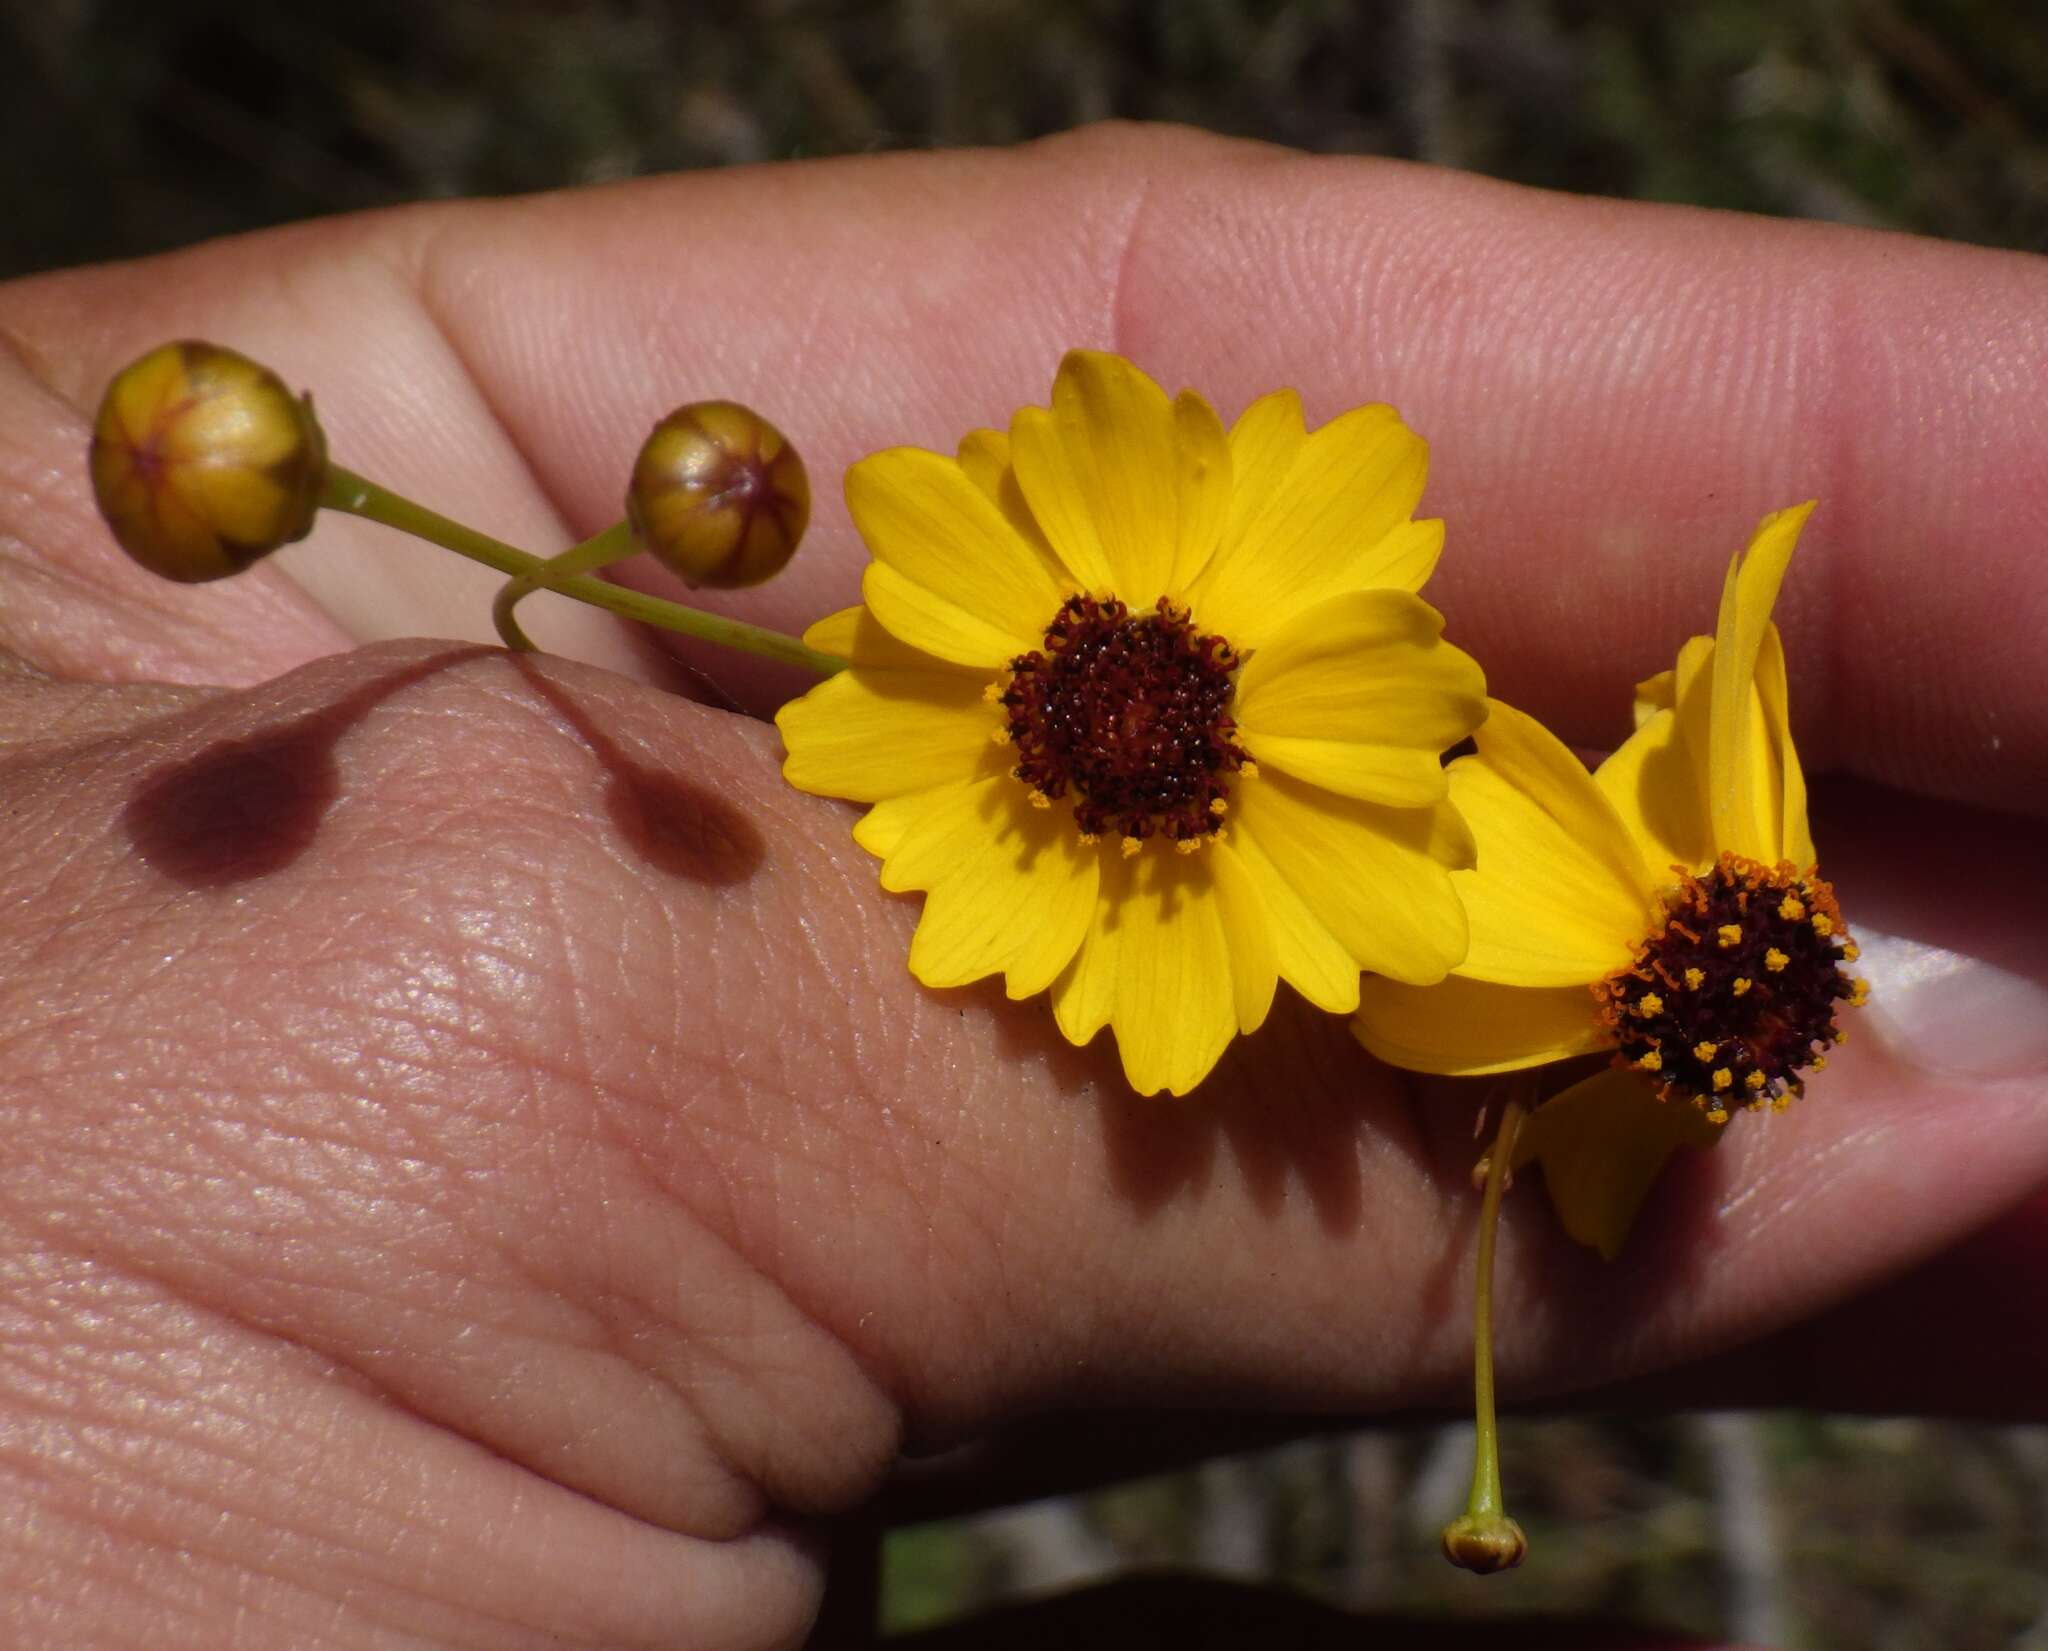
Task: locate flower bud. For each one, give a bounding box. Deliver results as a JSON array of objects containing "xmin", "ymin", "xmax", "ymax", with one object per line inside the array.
[
  {"xmin": 89, "ymin": 341, "xmax": 327, "ymax": 583},
  {"xmin": 626, "ymin": 400, "xmax": 809, "ymax": 589}
]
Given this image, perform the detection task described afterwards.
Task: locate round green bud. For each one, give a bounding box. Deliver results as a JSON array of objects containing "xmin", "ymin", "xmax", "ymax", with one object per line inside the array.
[
  {"xmin": 89, "ymin": 341, "xmax": 327, "ymax": 583},
  {"xmin": 625, "ymin": 401, "xmax": 809, "ymax": 590}
]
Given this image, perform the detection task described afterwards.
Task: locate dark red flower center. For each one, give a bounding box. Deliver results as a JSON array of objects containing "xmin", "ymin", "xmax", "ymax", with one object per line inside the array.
[
  {"xmin": 1595, "ymin": 853, "xmax": 1867, "ymax": 1122},
  {"xmin": 1000, "ymin": 594, "xmax": 1247, "ymax": 847}
]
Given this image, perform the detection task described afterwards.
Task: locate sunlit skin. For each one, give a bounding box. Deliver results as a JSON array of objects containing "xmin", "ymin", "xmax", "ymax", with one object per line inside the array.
[{"xmin": 2, "ymin": 127, "xmax": 2046, "ymax": 1649}]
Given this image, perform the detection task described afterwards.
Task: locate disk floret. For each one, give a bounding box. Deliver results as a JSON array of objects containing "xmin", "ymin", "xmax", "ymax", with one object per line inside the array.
[
  {"xmin": 1595, "ymin": 853, "xmax": 1867, "ymax": 1123},
  {"xmin": 1001, "ymin": 594, "xmax": 1248, "ymax": 847}
]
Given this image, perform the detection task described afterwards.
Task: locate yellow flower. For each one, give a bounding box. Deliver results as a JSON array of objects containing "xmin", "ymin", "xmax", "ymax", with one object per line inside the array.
[
  {"xmin": 777, "ymin": 350, "xmax": 1487, "ymax": 1095},
  {"xmin": 1356, "ymin": 503, "xmax": 1867, "ymax": 1255}
]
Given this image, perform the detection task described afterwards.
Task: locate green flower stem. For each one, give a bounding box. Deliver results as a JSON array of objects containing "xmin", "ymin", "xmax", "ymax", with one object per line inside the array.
[
  {"xmin": 1441, "ymin": 1095, "xmax": 1530, "ymax": 1575},
  {"xmin": 491, "ymin": 520, "xmax": 637, "ymax": 652},
  {"xmin": 320, "ymin": 466, "xmax": 846, "ymax": 676}
]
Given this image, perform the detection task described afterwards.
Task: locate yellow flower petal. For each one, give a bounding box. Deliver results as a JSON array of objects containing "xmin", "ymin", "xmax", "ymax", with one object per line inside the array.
[
  {"xmin": 1051, "ymin": 871, "xmax": 1120, "ymax": 1047},
  {"xmin": 1221, "ymin": 388, "xmax": 1306, "ymax": 553},
  {"xmin": 1231, "ymin": 766, "xmax": 1468, "ymax": 985},
  {"xmin": 1109, "ymin": 847, "xmax": 1238, "ymax": 1096},
  {"xmin": 1024, "ymin": 349, "xmax": 1183, "ymax": 600},
  {"xmin": 1354, "ymin": 975, "xmax": 1606, "ymax": 1075},
  {"xmin": 777, "ymin": 666, "xmax": 1001, "ymax": 803},
  {"xmin": 1598, "ymin": 630, "xmax": 1717, "ymax": 876},
  {"xmin": 1172, "ymin": 389, "xmax": 1233, "ymax": 591},
  {"xmin": 1449, "ymin": 699, "xmax": 1654, "ymax": 986},
  {"xmin": 1756, "ymin": 624, "xmax": 1815, "ymax": 868},
  {"xmin": 955, "ymin": 428, "xmax": 1074, "ymax": 593},
  {"xmin": 1632, "ymin": 666, "xmax": 1676, "ymax": 728},
  {"xmin": 1009, "ymin": 405, "xmax": 1116, "ymax": 592},
  {"xmin": 1509, "ymin": 1066, "xmax": 1725, "ymax": 1260},
  {"xmin": 801, "ymin": 604, "xmax": 980, "ymax": 673},
  {"xmin": 1227, "ymin": 809, "xmax": 1364, "ymax": 1013},
  {"xmin": 848, "ymin": 446, "xmax": 1064, "ymax": 666},
  {"xmin": 880, "ymin": 774, "xmax": 1098, "ymax": 997},
  {"xmin": 1188, "ymin": 402, "xmax": 1428, "ymax": 648},
  {"xmin": 1233, "ymin": 589, "xmax": 1486, "ymax": 805},
  {"xmin": 1207, "ymin": 835, "xmax": 1278, "ymax": 1034},
  {"xmin": 1708, "ymin": 502, "xmax": 1814, "ymax": 860}
]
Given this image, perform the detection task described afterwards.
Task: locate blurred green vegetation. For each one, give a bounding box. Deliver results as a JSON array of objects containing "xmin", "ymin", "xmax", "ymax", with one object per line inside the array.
[{"xmin": 3, "ymin": 0, "xmax": 2044, "ymax": 280}]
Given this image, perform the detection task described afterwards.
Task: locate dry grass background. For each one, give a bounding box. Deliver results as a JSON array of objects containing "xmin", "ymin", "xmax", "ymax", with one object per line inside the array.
[{"xmin": 4, "ymin": 3, "xmax": 2044, "ymax": 1645}]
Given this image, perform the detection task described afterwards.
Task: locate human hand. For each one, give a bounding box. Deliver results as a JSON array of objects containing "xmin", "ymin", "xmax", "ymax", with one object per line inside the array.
[{"xmin": 2, "ymin": 125, "xmax": 2044, "ymax": 1648}]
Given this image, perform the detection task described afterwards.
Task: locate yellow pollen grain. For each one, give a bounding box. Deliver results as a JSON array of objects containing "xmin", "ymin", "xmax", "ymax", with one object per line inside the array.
[
  {"xmin": 1712, "ymin": 1067, "xmax": 1734, "ymax": 1092},
  {"xmin": 1778, "ymin": 894, "xmax": 1806, "ymax": 921},
  {"xmin": 1120, "ymin": 836, "xmax": 1143, "ymax": 859},
  {"xmin": 1706, "ymin": 1107, "xmax": 1730, "ymax": 1125},
  {"xmin": 1812, "ymin": 1054, "xmax": 1828, "ymax": 1071},
  {"xmin": 1717, "ymin": 924, "xmax": 1742, "ymax": 948},
  {"xmin": 1077, "ymin": 832, "xmax": 1099, "ymax": 846},
  {"xmin": 1811, "ymin": 914, "xmax": 1834, "ymax": 937},
  {"xmin": 1174, "ymin": 837, "xmax": 1202, "ymax": 855},
  {"xmin": 1693, "ymin": 1040, "xmax": 1719, "ymax": 1062},
  {"xmin": 1851, "ymin": 978, "xmax": 1871, "ymax": 1006},
  {"xmin": 1239, "ymin": 761, "xmax": 1259, "ymax": 780},
  {"xmin": 1027, "ymin": 790, "xmax": 1052, "ymax": 810},
  {"xmin": 1746, "ymin": 1070, "xmax": 1767, "ymax": 1091},
  {"xmin": 1637, "ymin": 992, "xmax": 1665, "ymax": 1018},
  {"xmin": 1764, "ymin": 947, "xmax": 1790, "ymax": 973},
  {"xmin": 989, "ymin": 729, "xmax": 1010, "ymax": 744},
  {"xmin": 1842, "ymin": 941, "xmax": 1861, "ymax": 962},
  {"xmin": 1732, "ymin": 977, "xmax": 1752, "ymax": 997},
  {"xmin": 1208, "ymin": 797, "xmax": 1227, "ymax": 816},
  {"xmin": 1683, "ymin": 968, "xmax": 1705, "ymax": 990},
  {"xmin": 1636, "ymin": 1050, "xmax": 1663, "ymax": 1072},
  {"xmin": 1834, "ymin": 1027, "xmax": 1850, "ymax": 1045},
  {"xmin": 1771, "ymin": 1094, "xmax": 1792, "ymax": 1111},
  {"xmin": 982, "ymin": 681, "xmax": 1005, "ymax": 703}
]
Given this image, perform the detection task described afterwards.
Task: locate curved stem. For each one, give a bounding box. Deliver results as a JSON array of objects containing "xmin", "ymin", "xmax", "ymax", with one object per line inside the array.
[
  {"xmin": 1441, "ymin": 1093, "xmax": 1530, "ymax": 1575},
  {"xmin": 320, "ymin": 466, "xmax": 846, "ymax": 676},
  {"xmin": 492, "ymin": 521, "xmax": 638, "ymax": 652}
]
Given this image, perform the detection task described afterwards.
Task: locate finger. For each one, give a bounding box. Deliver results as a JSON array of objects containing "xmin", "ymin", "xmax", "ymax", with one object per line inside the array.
[
  {"xmin": 4, "ymin": 649, "xmax": 2042, "ymax": 1644},
  {"xmin": 6, "ymin": 126, "xmax": 2039, "ymax": 813}
]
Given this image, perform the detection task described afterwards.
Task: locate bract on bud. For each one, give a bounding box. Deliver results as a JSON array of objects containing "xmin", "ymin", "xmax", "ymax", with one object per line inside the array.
[
  {"xmin": 626, "ymin": 400, "xmax": 809, "ymax": 589},
  {"xmin": 89, "ymin": 341, "xmax": 328, "ymax": 582}
]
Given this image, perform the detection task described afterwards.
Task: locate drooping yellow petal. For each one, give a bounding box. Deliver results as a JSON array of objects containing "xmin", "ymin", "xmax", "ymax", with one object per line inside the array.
[
  {"xmin": 1206, "ymin": 835, "xmax": 1278, "ymax": 1034},
  {"xmin": 1188, "ymin": 402, "xmax": 1428, "ymax": 648},
  {"xmin": 1707, "ymin": 502, "xmax": 1814, "ymax": 861},
  {"xmin": 1172, "ymin": 389, "xmax": 1233, "ymax": 591},
  {"xmin": 848, "ymin": 446, "xmax": 1063, "ymax": 666},
  {"xmin": 1509, "ymin": 1066, "xmax": 1725, "ymax": 1260},
  {"xmin": 879, "ymin": 773, "xmax": 1098, "ymax": 997},
  {"xmin": 1108, "ymin": 845, "xmax": 1239, "ymax": 1096},
  {"xmin": 1230, "ymin": 767, "xmax": 1468, "ymax": 986},
  {"xmin": 1755, "ymin": 624, "xmax": 1815, "ymax": 868},
  {"xmin": 1448, "ymin": 700, "xmax": 1655, "ymax": 986},
  {"xmin": 1233, "ymin": 588, "xmax": 1486, "ymax": 806},
  {"xmin": 1227, "ymin": 808, "xmax": 1364, "ymax": 1013},
  {"xmin": 1353, "ymin": 974, "xmax": 1607, "ymax": 1075},
  {"xmin": 777, "ymin": 668, "xmax": 1001, "ymax": 803},
  {"xmin": 1029, "ymin": 349, "xmax": 1183, "ymax": 601},
  {"xmin": 1598, "ymin": 632, "xmax": 1717, "ymax": 877}
]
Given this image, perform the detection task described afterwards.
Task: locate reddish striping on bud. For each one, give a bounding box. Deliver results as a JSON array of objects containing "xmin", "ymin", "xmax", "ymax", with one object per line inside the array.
[
  {"xmin": 626, "ymin": 400, "xmax": 809, "ymax": 589},
  {"xmin": 89, "ymin": 340, "xmax": 327, "ymax": 582}
]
